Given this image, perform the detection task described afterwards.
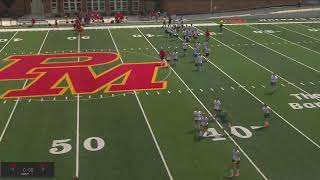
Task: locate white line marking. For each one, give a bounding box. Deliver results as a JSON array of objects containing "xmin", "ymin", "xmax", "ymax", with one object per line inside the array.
[
  {"xmin": 300, "ymin": 82, "xmax": 305, "ymax": 86},
  {"xmin": 0, "ymin": 31, "xmax": 18, "ymax": 52},
  {"xmin": 76, "ymin": 33, "xmax": 80, "ymax": 178},
  {"xmin": 281, "ymin": 84, "xmax": 286, "ymax": 87},
  {"xmin": 199, "ymin": 89, "xmax": 203, "ymax": 92},
  {"xmin": 3, "ymin": 100, "xmax": 6, "ymax": 104},
  {"xmin": 0, "ymin": 30, "xmax": 49, "ymax": 143},
  {"xmin": 261, "ymin": 85, "xmax": 266, "ymax": 88},
  {"xmin": 231, "ymin": 26, "xmax": 319, "ymax": 73},
  {"xmin": 275, "ymin": 24, "xmax": 320, "ymax": 42},
  {"xmin": 309, "ymin": 82, "xmax": 315, "ymax": 85},
  {"xmin": 231, "ymin": 87, "xmax": 235, "ymax": 90},
  {"xmin": 28, "ymin": 99, "xmax": 31, "ymax": 103},
  {"xmin": 220, "ymin": 87, "xmax": 224, "ymax": 91},
  {"xmin": 146, "ymin": 92, "xmax": 149, "ymax": 95},
  {"xmin": 198, "ymin": 27, "xmax": 320, "ymax": 149},
  {"xmin": 53, "ymin": 97, "xmax": 56, "ymax": 101},
  {"xmin": 251, "ymin": 86, "xmax": 256, "ymax": 89},
  {"xmin": 167, "ymin": 91, "xmax": 171, "ymax": 94},
  {"xmin": 250, "ymin": 25, "xmax": 320, "ymax": 56},
  {"xmin": 100, "ymin": 94, "xmax": 103, "ymax": 98},
  {"xmin": 178, "ymin": 90, "xmax": 182, "ymax": 93},
  {"xmin": 210, "ymin": 88, "xmax": 214, "ymax": 91},
  {"xmin": 157, "ymin": 91, "xmax": 160, "ymax": 95},
  {"xmin": 109, "ymin": 28, "xmax": 174, "ymax": 180},
  {"xmin": 41, "ymin": 98, "xmax": 44, "ymax": 101},
  {"xmin": 139, "ymin": 28, "xmax": 267, "ymax": 180}
]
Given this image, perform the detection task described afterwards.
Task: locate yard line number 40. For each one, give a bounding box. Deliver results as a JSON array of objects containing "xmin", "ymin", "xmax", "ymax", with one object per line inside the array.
[{"xmin": 49, "ymin": 137, "xmax": 105, "ymax": 154}]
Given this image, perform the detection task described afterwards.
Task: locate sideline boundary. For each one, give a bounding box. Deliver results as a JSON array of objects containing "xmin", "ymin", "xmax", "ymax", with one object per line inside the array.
[{"xmin": 0, "ymin": 21, "xmax": 319, "ymax": 32}]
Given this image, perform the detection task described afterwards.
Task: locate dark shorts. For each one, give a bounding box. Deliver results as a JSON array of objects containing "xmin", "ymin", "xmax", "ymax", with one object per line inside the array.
[
  {"xmin": 174, "ymin": 58, "xmax": 178, "ymax": 62},
  {"xmin": 232, "ymin": 159, "xmax": 240, "ymax": 164},
  {"xmin": 271, "ymin": 82, "xmax": 276, "ymax": 86},
  {"xmin": 205, "ymin": 53, "xmax": 209, "ymax": 57},
  {"xmin": 264, "ymin": 113, "xmax": 270, "ymax": 119}
]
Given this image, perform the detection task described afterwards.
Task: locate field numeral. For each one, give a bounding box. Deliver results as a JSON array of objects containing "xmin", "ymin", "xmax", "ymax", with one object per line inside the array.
[
  {"xmin": 205, "ymin": 126, "xmax": 252, "ymax": 141},
  {"xmin": 49, "ymin": 137, "xmax": 105, "ymax": 155},
  {"xmin": 67, "ymin": 36, "xmax": 90, "ymax": 40}
]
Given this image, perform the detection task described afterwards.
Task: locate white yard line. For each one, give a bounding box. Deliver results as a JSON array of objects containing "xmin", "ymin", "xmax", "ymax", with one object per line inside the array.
[
  {"xmin": 298, "ymin": 23, "xmax": 320, "ymax": 31},
  {"xmin": 274, "ymin": 24, "xmax": 320, "ymax": 42},
  {"xmin": 137, "ymin": 27, "xmax": 268, "ymax": 180},
  {"xmin": 0, "ymin": 31, "xmax": 18, "ymax": 52},
  {"xmin": 0, "ymin": 30, "xmax": 49, "ymax": 143},
  {"xmin": 248, "ymin": 25, "xmax": 320, "ymax": 56},
  {"xmin": 231, "ymin": 26, "xmax": 319, "ymax": 73},
  {"xmin": 76, "ymin": 33, "xmax": 80, "ymax": 178},
  {"xmin": 0, "ymin": 21, "xmax": 319, "ymax": 32},
  {"xmin": 195, "ymin": 27, "xmax": 320, "ymax": 149},
  {"xmin": 108, "ymin": 28, "xmax": 174, "ymax": 180}
]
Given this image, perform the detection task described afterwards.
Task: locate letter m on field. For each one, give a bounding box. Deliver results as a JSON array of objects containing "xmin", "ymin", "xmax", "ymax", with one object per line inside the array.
[{"xmin": 0, "ymin": 52, "xmax": 167, "ymax": 98}]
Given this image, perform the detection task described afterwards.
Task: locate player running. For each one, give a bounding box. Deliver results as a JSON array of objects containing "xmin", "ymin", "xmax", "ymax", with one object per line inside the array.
[
  {"xmin": 159, "ymin": 48, "xmax": 167, "ymax": 66},
  {"xmin": 205, "ymin": 29, "xmax": 210, "ymax": 42},
  {"xmin": 193, "ymin": 110, "xmax": 203, "ymax": 129},
  {"xmin": 214, "ymin": 98, "xmax": 221, "ymax": 118},
  {"xmin": 262, "ymin": 104, "xmax": 271, "ymax": 128},
  {"xmin": 182, "ymin": 40, "xmax": 188, "ymax": 57},
  {"xmin": 228, "ymin": 146, "xmax": 241, "ymax": 177},
  {"xmin": 196, "ymin": 55, "xmax": 204, "ymax": 71},
  {"xmin": 270, "ymin": 73, "xmax": 278, "ymax": 92},
  {"xmin": 172, "ymin": 48, "xmax": 178, "ymax": 66},
  {"xmin": 219, "ymin": 20, "xmax": 224, "ymax": 33}
]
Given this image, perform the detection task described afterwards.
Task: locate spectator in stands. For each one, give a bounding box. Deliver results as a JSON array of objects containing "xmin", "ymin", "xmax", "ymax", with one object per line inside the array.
[{"xmin": 31, "ymin": 18, "xmax": 35, "ymax": 26}]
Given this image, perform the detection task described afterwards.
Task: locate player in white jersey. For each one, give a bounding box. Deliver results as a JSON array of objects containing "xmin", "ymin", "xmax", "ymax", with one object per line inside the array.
[
  {"xmin": 172, "ymin": 48, "xmax": 178, "ymax": 66},
  {"xmin": 193, "ymin": 110, "xmax": 203, "ymax": 129},
  {"xmin": 182, "ymin": 40, "xmax": 188, "ymax": 57},
  {"xmin": 199, "ymin": 115, "xmax": 209, "ymax": 136},
  {"xmin": 204, "ymin": 46, "xmax": 210, "ymax": 58},
  {"xmin": 196, "ymin": 55, "xmax": 204, "ymax": 71},
  {"xmin": 271, "ymin": 73, "xmax": 278, "ymax": 89},
  {"xmin": 262, "ymin": 104, "xmax": 271, "ymax": 128},
  {"xmin": 214, "ymin": 98, "xmax": 221, "ymax": 117},
  {"xmin": 228, "ymin": 146, "xmax": 241, "ymax": 177}
]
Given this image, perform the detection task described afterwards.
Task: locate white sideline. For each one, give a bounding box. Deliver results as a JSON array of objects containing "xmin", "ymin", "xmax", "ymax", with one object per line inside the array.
[
  {"xmin": 0, "ymin": 21, "xmax": 319, "ymax": 32},
  {"xmin": 195, "ymin": 27, "xmax": 320, "ymax": 149},
  {"xmin": 137, "ymin": 27, "xmax": 269, "ymax": 180},
  {"xmin": 248, "ymin": 25, "xmax": 320, "ymax": 56},
  {"xmin": 242, "ymin": 25, "xmax": 319, "ymax": 73},
  {"xmin": 108, "ymin": 28, "xmax": 174, "ymax": 180},
  {"xmin": 223, "ymin": 26, "xmax": 320, "ymax": 102},
  {"xmin": 274, "ymin": 24, "xmax": 320, "ymax": 42},
  {"xmin": 0, "ymin": 30, "xmax": 50, "ymax": 143}
]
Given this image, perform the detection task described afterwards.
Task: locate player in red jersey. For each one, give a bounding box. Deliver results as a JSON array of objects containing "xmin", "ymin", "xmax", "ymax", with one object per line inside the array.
[
  {"xmin": 159, "ymin": 48, "xmax": 167, "ymax": 66},
  {"xmin": 205, "ymin": 29, "xmax": 210, "ymax": 42}
]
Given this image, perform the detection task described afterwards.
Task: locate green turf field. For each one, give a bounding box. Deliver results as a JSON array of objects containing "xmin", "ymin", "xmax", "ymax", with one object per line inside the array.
[{"xmin": 0, "ymin": 21, "xmax": 319, "ymax": 180}]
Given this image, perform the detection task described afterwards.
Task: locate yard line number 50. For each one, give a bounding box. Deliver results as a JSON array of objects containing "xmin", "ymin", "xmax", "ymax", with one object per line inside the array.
[{"xmin": 49, "ymin": 137, "xmax": 105, "ymax": 155}]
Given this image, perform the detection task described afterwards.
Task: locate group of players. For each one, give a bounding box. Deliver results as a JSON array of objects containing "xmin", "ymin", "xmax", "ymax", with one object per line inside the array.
[{"xmin": 160, "ymin": 21, "xmax": 213, "ymax": 71}]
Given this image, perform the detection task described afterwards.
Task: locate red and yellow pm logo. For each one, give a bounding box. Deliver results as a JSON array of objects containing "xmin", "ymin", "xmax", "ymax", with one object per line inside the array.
[{"xmin": 0, "ymin": 52, "xmax": 167, "ymax": 99}]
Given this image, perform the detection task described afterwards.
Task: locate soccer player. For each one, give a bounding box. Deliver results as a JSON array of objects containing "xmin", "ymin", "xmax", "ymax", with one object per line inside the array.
[
  {"xmin": 182, "ymin": 40, "xmax": 188, "ymax": 57},
  {"xmin": 193, "ymin": 110, "xmax": 203, "ymax": 129},
  {"xmin": 262, "ymin": 104, "xmax": 271, "ymax": 128},
  {"xmin": 162, "ymin": 16, "xmax": 167, "ymax": 28},
  {"xmin": 159, "ymin": 48, "xmax": 167, "ymax": 66},
  {"xmin": 196, "ymin": 55, "xmax": 204, "ymax": 71},
  {"xmin": 204, "ymin": 45, "xmax": 210, "ymax": 58},
  {"xmin": 205, "ymin": 29, "xmax": 210, "ymax": 42},
  {"xmin": 214, "ymin": 98, "xmax": 221, "ymax": 117},
  {"xmin": 228, "ymin": 146, "xmax": 241, "ymax": 177},
  {"xmin": 270, "ymin": 73, "xmax": 278, "ymax": 92},
  {"xmin": 199, "ymin": 115, "xmax": 209, "ymax": 137},
  {"xmin": 172, "ymin": 48, "xmax": 178, "ymax": 66},
  {"xmin": 193, "ymin": 47, "xmax": 200, "ymax": 62},
  {"xmin": 219, "ymin": 20, "xmax": 224, "ymax": 33}
]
